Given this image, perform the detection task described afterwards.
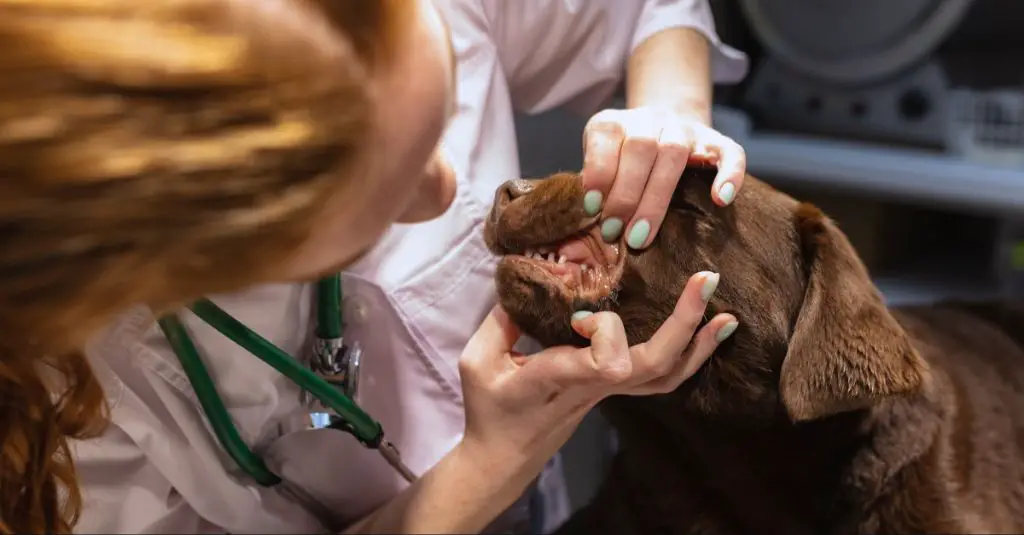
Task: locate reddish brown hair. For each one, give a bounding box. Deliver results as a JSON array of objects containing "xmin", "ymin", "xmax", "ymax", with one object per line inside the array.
[{"xmin": 0, "ymin": 0, "xmax": 409, "ymax": 532}]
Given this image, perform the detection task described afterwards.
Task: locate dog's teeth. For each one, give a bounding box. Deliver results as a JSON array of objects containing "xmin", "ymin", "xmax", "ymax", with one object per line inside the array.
[
  {"xmin": 557, "ymin": 255, "xmax": 567, "ymax": 264},
  {"xmin": 547, "ymin": 252, "xmax": 556, "ymax": 262},
  {"xmin": 581, "ymin": 264, "xmax": 589, "ymax": 272}
]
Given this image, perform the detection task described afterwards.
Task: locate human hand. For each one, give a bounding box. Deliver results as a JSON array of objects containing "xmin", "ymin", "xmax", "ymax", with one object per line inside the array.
[
  {"xmin": 455, "ymin": 271, "xmax": 738, "ymax": 485},
  {"xmin": 581, "ymin": 106, "xmax": 747, "ymax": 250},
  {"xmin": 571, "ymin": 271, "xmax": 738, "ymax": 396}
]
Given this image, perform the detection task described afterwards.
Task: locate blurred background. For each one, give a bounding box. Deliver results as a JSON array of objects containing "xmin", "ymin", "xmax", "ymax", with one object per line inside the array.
[{"xmin": 515, "ymin": 0, "xmax": 1024, "ymax": 513}]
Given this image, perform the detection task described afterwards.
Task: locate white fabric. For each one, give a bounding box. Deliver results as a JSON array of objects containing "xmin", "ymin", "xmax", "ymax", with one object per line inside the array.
[{"xmin": 73, "ymin": 1, "xmax": 748, "ymax": 533}]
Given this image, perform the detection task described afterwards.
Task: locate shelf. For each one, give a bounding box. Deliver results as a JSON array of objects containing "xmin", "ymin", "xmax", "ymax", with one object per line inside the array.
[{"xmin": 712, "ymin": 106, "xmax": 1024, "ymax": 217}]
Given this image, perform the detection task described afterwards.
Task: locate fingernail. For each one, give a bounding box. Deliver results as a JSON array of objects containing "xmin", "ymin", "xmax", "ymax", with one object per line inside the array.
[
  {"xmin": 700, "ymin": 271, "xmax": 720, "ymax": 302},
  {"xmin": 716, "ymin": 320, "xmax": 739, "ymax": 343},
  {"xmin": 626, "ymin": 219, "xmax": 651, "ymax": 249},
  {"xmin": 571, "ymin": 310, "xmax": 593, "ymax": 322},
  {"xmin": 584, "ymin": 190, "xmax": 603, "ymax": 216},
  {"xmin": 601, "ymin": 217, "xmax": 624, "ymax": 241},
  {"xmin": 717, "ymin": 182, "xmax": 736, "ymax": 205}
]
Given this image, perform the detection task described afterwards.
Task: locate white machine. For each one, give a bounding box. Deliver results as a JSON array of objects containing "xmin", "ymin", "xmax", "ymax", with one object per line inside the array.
[{"xmin": 737, "ymin": 0, "xmax": 1024, "ymax": 155}]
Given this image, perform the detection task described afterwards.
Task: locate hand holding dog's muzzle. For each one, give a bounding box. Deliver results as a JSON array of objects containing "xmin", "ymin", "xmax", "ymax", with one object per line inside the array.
[
  {"xmin": 570, "ymin": 271, "xmax": 739, "ymax": 396},
  {"xmin": 454, "ymin": 272, "xmax": 739, "ymax": 488}
]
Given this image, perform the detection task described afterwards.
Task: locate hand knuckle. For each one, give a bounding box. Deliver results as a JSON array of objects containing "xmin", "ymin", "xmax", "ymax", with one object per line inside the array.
[
  {"xmin": 457, "ymin": 357, "xmax": 475, "ymax": 376},
  {"xmin": 659, "ymin": 143, "xmax": 690, "ymax": 166},
  {"xmin": 606, "ymin": 192, "xmax": 642, "ymax": 215},
  {"xmin": 625, "ymin": 135, "xmax": 659, "ymax": 154},
  {"xmin": 587, "ymin": 112, "xmax": 624, "ymax": 134},
  {"xmin": 734, "ymin": 144, "xmax": 748, "ymax": 162},
  {"xmin": 586, "ymin": 159, "xmax": 615, "ymax": 178},
  {"xmin": 596, "ymin": 361, "xmax": 631, "ymax": 384},
  {"xmin": 457, "ymin": 358, "xmax": 486, "ymax": 383},
  {"xmin": 660, "ymin": 140, "xmax": 690, "ymax": 156}
]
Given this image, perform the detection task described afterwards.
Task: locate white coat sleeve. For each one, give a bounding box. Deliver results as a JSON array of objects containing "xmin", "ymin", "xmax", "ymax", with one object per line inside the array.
[{"xmin": 481, "ymin": 0, "xmax": 749, "ymax": 116}]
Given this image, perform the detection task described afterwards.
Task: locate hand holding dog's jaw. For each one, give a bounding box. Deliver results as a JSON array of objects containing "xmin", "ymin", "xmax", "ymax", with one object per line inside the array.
[{"xmin": 484, "ymin": 169, "xmax": 930, "ymax": 423}]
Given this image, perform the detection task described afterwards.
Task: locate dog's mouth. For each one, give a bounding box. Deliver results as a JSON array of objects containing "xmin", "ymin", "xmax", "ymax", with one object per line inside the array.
[{"xmin": 498, "ymin": 225, "xmax": 628, "ymax": 304}]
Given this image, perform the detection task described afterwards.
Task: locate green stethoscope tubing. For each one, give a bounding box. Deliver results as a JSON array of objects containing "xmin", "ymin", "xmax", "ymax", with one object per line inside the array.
[{"xmin": 156, "ymin": 275, "xmax": 381, "ymax": 487}]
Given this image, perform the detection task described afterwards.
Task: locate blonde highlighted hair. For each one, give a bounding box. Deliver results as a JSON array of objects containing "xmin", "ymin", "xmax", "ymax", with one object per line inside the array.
[{"xmin": 0, "ymin": 0, "xmax": 408, "ymax": 532}]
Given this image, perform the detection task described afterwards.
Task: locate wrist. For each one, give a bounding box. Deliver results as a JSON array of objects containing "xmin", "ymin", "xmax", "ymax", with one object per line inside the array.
[
  {"xmin": 634, "ymin": 101, "xmax": 711, "ymax": 126},
  {"xmin": 453, "ymin": 437, "xmax": 536, "ymax": 496}
]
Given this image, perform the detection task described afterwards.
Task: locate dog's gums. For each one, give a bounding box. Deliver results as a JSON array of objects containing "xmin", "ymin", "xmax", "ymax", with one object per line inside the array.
[{"xmin": 498, "ymin": 225, "xmax": 626, "ymax": 304}]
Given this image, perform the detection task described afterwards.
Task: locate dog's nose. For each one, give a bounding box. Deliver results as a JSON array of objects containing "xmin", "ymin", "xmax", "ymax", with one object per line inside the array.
[
  {"xmin": 501, "ymin": 179, "xmax": 535, "ymax": 200},
  {"xmin": 489, "ymin": 179, "xmax": 535, "ymax": 225}
]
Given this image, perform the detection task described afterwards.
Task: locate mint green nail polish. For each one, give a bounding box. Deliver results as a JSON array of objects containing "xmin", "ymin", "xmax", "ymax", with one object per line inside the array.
[
  {"xmin": 718, "ymin": 182, "xmax": 736, "ymax": 205},
  {"xmin": 572, "ymin": 310, "xmax": 594, "ymax": 322},
  {"xmin": 584, "ymin": 190, "xmax": 603, "ymax": 216},
  {"xmin": 601, "ymin": 217, "xmax": 624, "ymax": 241},
  {"xmin": 626, "ymin": 219, "xmax": 651, "ymax": 249},
  {"xmin": 716, "ymin": 320, "xmax": 739, "ymax": 343},
  {"xmin": 700, "ymin": 272, "xmax": 720, "ymax": 302}
]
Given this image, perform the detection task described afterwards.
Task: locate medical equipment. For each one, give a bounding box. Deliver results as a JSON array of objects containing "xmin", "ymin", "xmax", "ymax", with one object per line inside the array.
[{"xmin": 157, "ymin": 275, "xmax": 418, "ymax": 486}]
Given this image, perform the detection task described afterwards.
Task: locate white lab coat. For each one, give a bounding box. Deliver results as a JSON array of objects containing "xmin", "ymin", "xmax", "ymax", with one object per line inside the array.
[{"xmin": 73, "ymin": 1, "xmax": 748, "ymax": 533}]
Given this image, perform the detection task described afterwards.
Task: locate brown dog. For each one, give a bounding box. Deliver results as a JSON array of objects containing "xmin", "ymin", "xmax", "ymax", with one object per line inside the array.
[{"xmin": 483, "ymin": 167, "xmax": 1024, "ymax": 535}]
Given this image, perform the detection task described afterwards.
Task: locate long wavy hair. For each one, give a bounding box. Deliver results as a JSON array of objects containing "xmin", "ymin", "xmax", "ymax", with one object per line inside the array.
[{"xmin": 0, "ymin": 0, "xmax": 408, "ymax": 532}]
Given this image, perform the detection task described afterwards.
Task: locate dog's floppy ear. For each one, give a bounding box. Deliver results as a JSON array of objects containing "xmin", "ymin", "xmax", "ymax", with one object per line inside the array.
[{"xmin": 779, "ymin": 204, "xmax": 930, "ymax": 422}]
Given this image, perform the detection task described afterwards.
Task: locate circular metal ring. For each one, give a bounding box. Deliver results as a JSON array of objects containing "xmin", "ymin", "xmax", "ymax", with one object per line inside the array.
[{"xmin": 343, "ymin": 342, "xmax": 362, "ymax": 400}]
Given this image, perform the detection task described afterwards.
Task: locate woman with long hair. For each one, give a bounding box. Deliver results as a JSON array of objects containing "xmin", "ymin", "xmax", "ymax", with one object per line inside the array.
[{"xmin": 0, "ymin": 0, "xmax": 741, "ymax": 533}]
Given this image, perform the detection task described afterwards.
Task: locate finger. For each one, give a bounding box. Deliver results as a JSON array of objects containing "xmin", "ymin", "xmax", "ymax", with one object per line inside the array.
[
  {"xmin": 676, "ymin": 313, "xmax": 738, "ymax": 381},
  {"xmin": 625, "ymin": 121, "xmax": 693, "ymax": 250},
  {"xmin": 601, "ymin": 112, "xmax": 660, "ymax": 242},
  {"xmin": 460, "ymin": 306, "xmax": 522, "ymax": 374},
  {"xmin": 570, "ymin": 311, "xmax": 632, "ymax": 381},
  {"xmin": 641, "ymin": 313, "xmax": 738, "ymax": 395},
  {"xmin": 703, "ymin": 135, "xmax": 746, "ymax": 207},
  {"xmin": 581, "ymin": 110, "xmax": 626, "ymax": 215},
  {"xmin": 637, "ymin": 271, "xmax": 719, "ymax": 377}
]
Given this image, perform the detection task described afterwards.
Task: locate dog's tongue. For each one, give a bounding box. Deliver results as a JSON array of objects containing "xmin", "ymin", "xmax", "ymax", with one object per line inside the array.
[{"xmin": 557, "ymin": 238, "xmax": 602, "ymax": 267}]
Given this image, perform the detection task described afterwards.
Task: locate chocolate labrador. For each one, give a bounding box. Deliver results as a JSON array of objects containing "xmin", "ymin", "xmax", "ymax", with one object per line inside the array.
[{"xmin": 483, "ymin": 167, "xmax": 1024, "ymax": 535}]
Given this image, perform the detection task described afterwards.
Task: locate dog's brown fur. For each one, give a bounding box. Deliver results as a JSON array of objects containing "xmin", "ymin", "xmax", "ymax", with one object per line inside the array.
[{"xmin": 483, "ymin": 168, "xmax": 1024, "ymax": 534}]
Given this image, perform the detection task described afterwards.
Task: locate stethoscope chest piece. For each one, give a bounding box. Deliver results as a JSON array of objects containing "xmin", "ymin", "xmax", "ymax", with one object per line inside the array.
[{"xmin": 311, "ymin": 337, "xmax": 363, "ymax": 400}]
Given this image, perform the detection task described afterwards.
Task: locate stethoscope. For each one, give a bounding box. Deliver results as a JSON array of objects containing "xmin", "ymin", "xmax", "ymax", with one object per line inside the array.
[{"xmin": 157, "ymin": 274, "xmax": 418, "ymax": 487}]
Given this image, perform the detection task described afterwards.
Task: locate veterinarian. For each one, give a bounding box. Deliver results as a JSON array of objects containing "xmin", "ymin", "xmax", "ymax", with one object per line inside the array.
[{"xmin": 47, "ymin": 1, "xmax": 750, "ymax": 534}]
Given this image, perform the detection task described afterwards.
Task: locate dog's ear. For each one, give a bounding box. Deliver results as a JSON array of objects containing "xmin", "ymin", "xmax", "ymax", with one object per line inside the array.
[{"xmin": 779, "ymin": 204, "xmax": 930, "ymax": 422}]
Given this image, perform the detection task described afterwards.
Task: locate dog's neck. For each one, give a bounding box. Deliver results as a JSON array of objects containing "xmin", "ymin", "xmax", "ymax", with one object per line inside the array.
[{"xmin": 593, "ymin": 389, "xmax": 942, "ymax": 534}]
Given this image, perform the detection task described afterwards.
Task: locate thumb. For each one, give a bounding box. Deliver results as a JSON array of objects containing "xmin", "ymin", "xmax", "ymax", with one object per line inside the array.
[
  {"xmin": 569, "ymin": 311, "xmax": 632, "ymax": 381},
  {"xmin": 461, "ymin": 305, "xmax": 522, "ymax": 371}
]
